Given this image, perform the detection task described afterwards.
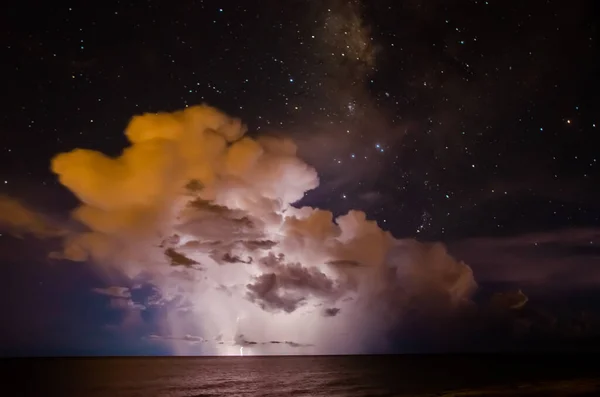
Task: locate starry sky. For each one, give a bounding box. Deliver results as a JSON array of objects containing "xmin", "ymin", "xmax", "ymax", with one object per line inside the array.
[{"xmin": 1, "ymin": 0, "xmax": 600, "ymax": 355}]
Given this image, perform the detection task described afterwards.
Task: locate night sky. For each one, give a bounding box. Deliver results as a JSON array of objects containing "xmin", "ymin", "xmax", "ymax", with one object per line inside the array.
[{"xmin": 1, "ymin": 0, "xmax": 600, "ymax": 355}]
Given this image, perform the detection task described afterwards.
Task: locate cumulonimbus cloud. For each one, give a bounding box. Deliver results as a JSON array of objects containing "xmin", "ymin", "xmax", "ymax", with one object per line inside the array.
[{"xmin": 0, "ymin": 105, "xmax": 478, "ymax": 355}]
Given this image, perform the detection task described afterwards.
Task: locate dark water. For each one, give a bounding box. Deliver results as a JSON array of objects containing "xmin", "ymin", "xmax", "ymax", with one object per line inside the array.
[{"xmin": 5, "ymin": 355, "xmax": 600, "ymax": 396}]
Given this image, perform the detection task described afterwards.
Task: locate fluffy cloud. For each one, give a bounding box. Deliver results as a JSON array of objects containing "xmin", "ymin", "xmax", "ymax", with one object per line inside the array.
[{"xmin": 2, "ymin": 105, "xmax": 479, "ymax": 355}]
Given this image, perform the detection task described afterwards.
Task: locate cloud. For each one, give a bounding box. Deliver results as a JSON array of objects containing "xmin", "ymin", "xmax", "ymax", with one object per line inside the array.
[
  {"xmin": 323, "ymin": 307, "xmax": 341, "ymax": 317},
  {"xmin": 0, "ymin": 195, "xmax": 66, "ymax": 239},
  {"xmin": 246, "ymin": 256, "xmax": 343, "ymax": 313},
  {"xmin": 449, "ymin": 228, "xmax": 600, "ymax": 288},
  {"xmin": 490, "ymin": 289, "xmax": 528, "ymax": 310},
  {"xmin": 92, "ymin": 286, "xmax": 131, "ymax": 299},
  {"xmin": 147, "ymin": 334, "xmax": 205, "ymax": 344},
  {"xmin": 92, "ymin": 286, "xmax": 148, "ymax": 317},
  {"xmin": 8, "ymin": 104, "xmax": 479, "ymax": 355},
  {"xmin": 145, "ymin": 330, "xmax": 314, "ymax": 350}
]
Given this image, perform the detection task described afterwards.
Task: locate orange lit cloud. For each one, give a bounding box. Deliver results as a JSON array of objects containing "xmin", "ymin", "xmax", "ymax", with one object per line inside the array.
[
  {"xmin": 0, "ymin": 195, "xmax": 65, "ymax": 239},
  {"xmin": 2, "ymin": 105, "xmax": 478, "ymax": 355}
]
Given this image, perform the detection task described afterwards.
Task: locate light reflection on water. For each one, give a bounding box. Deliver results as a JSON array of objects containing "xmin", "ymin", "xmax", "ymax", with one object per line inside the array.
[{"xmin": 13, "ymin": 355, "xmax": 600, "ymax": 397}]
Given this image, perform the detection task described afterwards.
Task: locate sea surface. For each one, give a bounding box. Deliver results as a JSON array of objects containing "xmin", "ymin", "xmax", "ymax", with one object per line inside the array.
[{"xmin": 6, "ymin": 355, "xmax": 600, "ymax": 396}]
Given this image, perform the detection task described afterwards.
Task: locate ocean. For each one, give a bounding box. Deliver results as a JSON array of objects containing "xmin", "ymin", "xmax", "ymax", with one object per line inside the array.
[{"xmin": 5, "ymin": 355, "xmax": 600, "ymax": 396}]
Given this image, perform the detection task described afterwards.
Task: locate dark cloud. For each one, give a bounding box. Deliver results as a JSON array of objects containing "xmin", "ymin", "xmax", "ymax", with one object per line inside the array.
[
  {"xmin": 242, "ymin": 240, "xmax": 278, "ymax": 251},
  {"xmin": 246, "ymin": 273, "xmax": 306, "ymax": 313},
  {"xmin": 449, "ymin": 228, "xmax": 600, "ymax": 288},
  {"xmin": 92, "ymin": 286, "xmax": 131, "ymax": 299},
  {"xmin": 175, "ymin": 198, "xmax": 263, "ymax": 242},
  {"xmin": 164, "ymin": 248, "xmax": 199, "ymax": 268},
  {"xmin": 146, "ymin": 334, "xmax": 205, "ymax": 345},
  {"xmin": 130, "ymin": 283, "xmax": 163, "ymax": 308},
  {"xmin": 246, "ymin": 258, "xmax": 343, "ymax": 313},
  {"xmin": 323, "ymin": 307, "xmax": 341, "ymax": 317},
  {"xmin": 490, "ymin": 290, "xmax": 528, "ymax": 311},
  {"xmin": 399, "ymin": 228, "xmax": 600, "ymax": 349},
  {"xmin": 326, "ymin": 259, "xmax": 362, "ymax": 268},
  {"xmin": 233, "ymin": 334, "xmax": 313, "ymax": 349},
  {"xmin": 221, "ymin": 253, "xmax": 252, "ymax": 264}
]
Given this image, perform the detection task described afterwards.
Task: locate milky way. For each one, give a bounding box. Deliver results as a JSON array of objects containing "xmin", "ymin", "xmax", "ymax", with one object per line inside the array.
[{"xmin": 1, "ymin": 0, "xmax": 597, "ymax": 356}]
